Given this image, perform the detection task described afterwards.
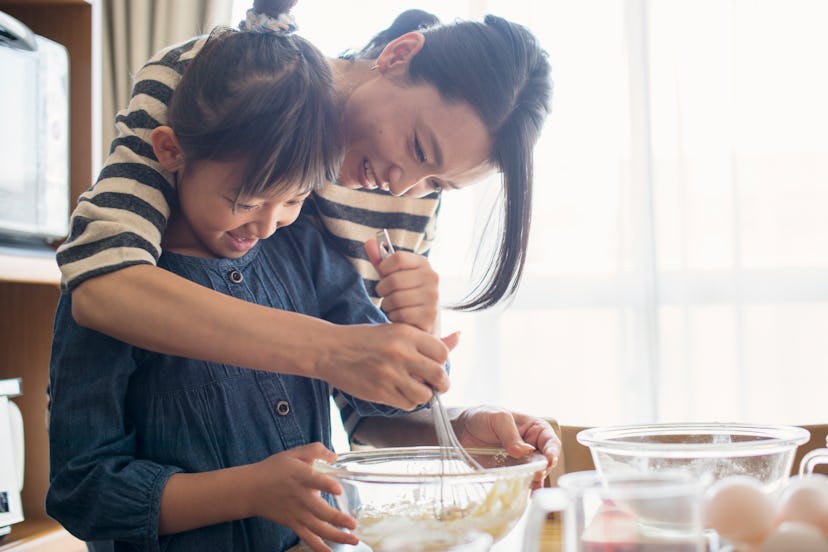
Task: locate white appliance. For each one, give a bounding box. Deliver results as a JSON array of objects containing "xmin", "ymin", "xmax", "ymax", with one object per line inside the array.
[
  {"xmin": 0, "ymin": 10, "xmax": 69, "ymax": 244},
  {"xmin": 0, "ymin": 378, "xmax": 24, "ymax": 538}
]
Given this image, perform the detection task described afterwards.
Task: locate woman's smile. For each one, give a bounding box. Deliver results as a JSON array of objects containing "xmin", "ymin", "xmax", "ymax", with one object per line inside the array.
[{"xmin": 360, "ymin": 158, "xmax": 378, "ymax": 189}]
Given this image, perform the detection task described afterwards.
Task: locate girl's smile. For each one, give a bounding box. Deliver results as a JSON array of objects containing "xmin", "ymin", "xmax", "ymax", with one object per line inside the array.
[
  {"xmin": 157, "ymin": 154, "xmax": 309, "ymax": 259},
  {"xmin": 225, "ymin": 231, "xmax": 260, "ymax": 253}
]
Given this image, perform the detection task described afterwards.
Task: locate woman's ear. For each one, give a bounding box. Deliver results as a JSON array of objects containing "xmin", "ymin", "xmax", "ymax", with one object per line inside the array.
[
  {"xmin": 374, "ymin": 32, "xmax": 425, "ymax": 75},
  {"xmin": 150, "ymin": 126, "xmax": 185, "ymax": 173}
]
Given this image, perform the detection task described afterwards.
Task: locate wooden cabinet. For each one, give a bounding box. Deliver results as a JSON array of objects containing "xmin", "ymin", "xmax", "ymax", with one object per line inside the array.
[{"xmin": 0, "ymin": 1, "xmax": 97, "ymax": 549}]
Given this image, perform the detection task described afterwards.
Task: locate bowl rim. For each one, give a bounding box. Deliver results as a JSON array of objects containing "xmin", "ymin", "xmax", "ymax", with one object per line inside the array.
[
  {"xmin": 557, "ymin": 469, "xmax": 710, "ymax": 499},
  {"xmin": 576, "ymin": 423, "xmax": 810, "ymax": 455},
  {"xmin": 312, "ymin": 446, "xmax": 548, "ymax": 483}
]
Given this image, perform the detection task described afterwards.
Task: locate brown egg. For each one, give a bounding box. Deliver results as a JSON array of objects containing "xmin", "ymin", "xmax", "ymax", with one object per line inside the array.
[
  {"xmin": 706, "ymin": 476, "xmax": 776, "ymax": 545},
  {"xmin": 759, "ymin": 521, "xmax": 828, "ymax": 552},
  {"xmin": 775, "ymin": 475, "xmax": 828, "ymax": 536}
]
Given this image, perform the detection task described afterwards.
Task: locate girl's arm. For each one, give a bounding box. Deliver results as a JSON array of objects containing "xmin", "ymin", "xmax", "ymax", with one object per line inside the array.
[
  {"xmin": 47, "ymin": 295, "xmax": 183, "ymax": 545},
  {"xmin": 159, "ymin": 444, "xmax": 358, "ymax": 550},
  {"xmin": 72, "ymin": 264, "xmax": 450, "ymax": 409}
]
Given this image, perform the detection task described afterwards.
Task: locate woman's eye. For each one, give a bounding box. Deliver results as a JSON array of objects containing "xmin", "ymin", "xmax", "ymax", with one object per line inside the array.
[
  {"xmin": 235, "ymin": 203, "xmax": 258, "ymax": 212},
  {"xmin": 430, "ymin": 179, "xmax": 443, "ymax": 192},
  {"xmin": 414, "ymin": 136, "xmax": 427, "ymax": 163},
  {"xmin": 285, "ymin": 198, "xmax": 306, "ymax": 207}
]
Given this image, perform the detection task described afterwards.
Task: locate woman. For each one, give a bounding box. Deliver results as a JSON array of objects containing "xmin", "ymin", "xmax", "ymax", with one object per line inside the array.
[{"xmin": 57, "ymin": 0, "xmax": 558, "ymax": 464}]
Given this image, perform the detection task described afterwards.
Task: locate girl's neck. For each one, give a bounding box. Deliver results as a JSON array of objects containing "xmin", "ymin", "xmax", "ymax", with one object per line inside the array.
[{"xmin": 162, "ymin": 211, "xmax": 215, "ymax": 258}]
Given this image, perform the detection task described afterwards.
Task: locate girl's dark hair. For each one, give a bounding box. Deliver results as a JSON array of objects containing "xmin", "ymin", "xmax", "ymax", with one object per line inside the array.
[
  {"xmin": 169, "ymin": 8, "xmax": 342, "ymax": 200},
  {"xmin": 351, "ymin": 11, "xmax": 552, "ymax": 311}
]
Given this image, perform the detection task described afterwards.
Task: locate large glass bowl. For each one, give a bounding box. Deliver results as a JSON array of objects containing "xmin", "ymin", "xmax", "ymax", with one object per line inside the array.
[
  {"xmin": 577, "ymin": 423, "xmax": 810, "ymax": 494},
  {"xmin": 313, "ymin": 446, "xmax": 547, "ymax": 551}
]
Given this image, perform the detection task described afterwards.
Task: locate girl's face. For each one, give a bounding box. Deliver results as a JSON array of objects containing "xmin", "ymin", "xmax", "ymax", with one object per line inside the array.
[
  {"xmin": 338, "ymin": 35, "xmax": 495, "ymax": 197},
  {"xmin": 168, "ymin": 158, "xmax": 309, "ymax": 259}
]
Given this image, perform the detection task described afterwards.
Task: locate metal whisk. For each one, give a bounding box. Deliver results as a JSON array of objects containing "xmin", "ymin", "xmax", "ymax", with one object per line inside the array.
[
  {"xmin": 430, "ymin": 390, "xmax": 483, "ymax": 472},
  {"xmin": 376, "ymin": 229, "xmax": 486, "ymax": 518},
  {"xmin": 376, "ymin": 229, "xmax": 482, "ymax": 468}
]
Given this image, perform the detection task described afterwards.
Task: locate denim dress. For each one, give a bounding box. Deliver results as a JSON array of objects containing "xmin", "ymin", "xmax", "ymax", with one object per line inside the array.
[{"xmin": 47, "ymin": 217, "xmax": 412, "ymax": 551}]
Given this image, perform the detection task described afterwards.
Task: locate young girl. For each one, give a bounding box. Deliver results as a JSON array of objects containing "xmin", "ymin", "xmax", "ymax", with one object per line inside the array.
[{"xmin": 47, "ymin": 23, "xmax": 431, "ymax": 552}]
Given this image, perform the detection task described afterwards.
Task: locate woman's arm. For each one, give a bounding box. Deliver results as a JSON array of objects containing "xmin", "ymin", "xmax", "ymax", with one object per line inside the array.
[
  {"xmin": 57, "ymin": 38, "xmax": 203, "ymax": 290},
  {"xmin": 73, "ymin": 264, "xmax": 450, "ymax": 409},
  {"xmin": 353, "ymin": 406, "xmax": 561, "ymax": 471}
]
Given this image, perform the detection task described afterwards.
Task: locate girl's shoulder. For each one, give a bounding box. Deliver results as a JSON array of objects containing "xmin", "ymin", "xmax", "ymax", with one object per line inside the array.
[{"xmin": 273, "ymin": 215, "xmax": 332, "ymax": 256}]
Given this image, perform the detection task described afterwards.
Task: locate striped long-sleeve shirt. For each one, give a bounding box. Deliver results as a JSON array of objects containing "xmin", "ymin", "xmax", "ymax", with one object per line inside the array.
[
  {"xmin": 57, "ymin": 36, "xmax": 441, "ymax": 298},
  {"xmin": 56, "ymin": 35, "xmax": 442, "ymax": 436}
]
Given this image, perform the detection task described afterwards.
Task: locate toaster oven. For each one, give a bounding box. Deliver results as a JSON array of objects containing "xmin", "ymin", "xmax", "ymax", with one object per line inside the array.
[
  {"xmin": 0, "ymin": 378, "xmax": 24, "ymax": 538},
  {"xmin": 0, "ymin": 10, "xmax": 69, "ymax": 244}
]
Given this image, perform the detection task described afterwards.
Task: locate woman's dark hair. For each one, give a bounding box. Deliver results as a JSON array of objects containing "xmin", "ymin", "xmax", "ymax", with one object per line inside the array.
[
  {"xmin": 351, "ymin": 11, "xmax": 552, "ymax": 311},
  {"xmin": 169, "ymin": 9, "xmax": 342, "ymax": 201},
  {"xmin": 342, "ymin": 9, "xmax": 441, "ymax": 60}
]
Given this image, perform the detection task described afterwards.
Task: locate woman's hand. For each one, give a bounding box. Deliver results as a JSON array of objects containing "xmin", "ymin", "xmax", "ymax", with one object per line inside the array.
[
  {"xmin": 349, "ymin": 406, "xmax": 561, "ymax": 488},
  {"xmin": 365, "ymin": 238, "xmax": 442, "ymax": 335},
  {"xmin": 319, "ymin": 322, "xmax": 454, "ymax": 410},
  {"xmin": 454, "ymin": 406, "xmax": 561, "ymax": 487},
  {"xmin": 250, "ymin": 443, "xmax": 358, "ymax": 552}
]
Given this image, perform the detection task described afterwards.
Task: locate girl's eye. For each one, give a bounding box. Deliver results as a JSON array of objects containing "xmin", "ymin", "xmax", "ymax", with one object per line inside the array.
[
  {"xmin": 235, "ymin": 203, "xmax": 258, "ymax": 212},
  {"xmin": 429, "ymin": 179, "xmax": 443, "ymax": 192},
  {"xmin": 285, "ymin": 198, "xmax": 307, "ymax": 207},
  {"xmin": 414, "ymin": 136, "xmax": 427, "ymax": 163}
]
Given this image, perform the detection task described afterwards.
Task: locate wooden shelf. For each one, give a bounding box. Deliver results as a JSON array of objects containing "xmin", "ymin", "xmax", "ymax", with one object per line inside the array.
[
  {"xmin": 0, "ymin": 250, "xmax": 60, "ymax": 286},
  {"xmin": 0, "ymin": 520, "xmax": 84, "ymax": 552},
  {"xmin": 0, "ymin": 1, "xmax": 97, "ymax": 549}
]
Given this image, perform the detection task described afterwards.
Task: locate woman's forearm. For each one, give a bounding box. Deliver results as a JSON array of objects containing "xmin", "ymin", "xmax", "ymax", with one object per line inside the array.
[
  {"xmin": 71, "ymin": 264, "xmax": 326, "ymax": 378},
  {"xmin": 353, "ymin": 409, "xmax": 453, "ymax": 447},
  {"xmin": 71, "ymin": 265, "xmax": 452, "ymax": 409}
]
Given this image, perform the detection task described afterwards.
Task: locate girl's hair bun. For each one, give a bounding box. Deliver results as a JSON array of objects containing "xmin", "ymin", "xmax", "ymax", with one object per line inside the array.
[{"xmin": 252, "ymin": 0, "xmax": 297, "ymax": 17}]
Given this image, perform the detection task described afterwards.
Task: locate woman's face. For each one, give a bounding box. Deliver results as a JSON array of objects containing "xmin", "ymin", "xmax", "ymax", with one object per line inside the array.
[{"xmin": 338, "ymin": 36, "xmax": 494, "ymax": 198}]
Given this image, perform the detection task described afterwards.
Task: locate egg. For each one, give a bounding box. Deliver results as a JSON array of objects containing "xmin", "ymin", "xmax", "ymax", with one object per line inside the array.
[
  {"xmin": 581, "ymin": 503, "xmax": 642, "ymax": 545},
  {"xmin": 705, "ymin": 476, "xmax": 776, "ymax": 546},
  {"xmin": 774, "ymin": 474, "xmax": 828, "ymax": 536},
  {"xmin": 759, "ymin": 521, "xmax": 828, "ymax": 552}
]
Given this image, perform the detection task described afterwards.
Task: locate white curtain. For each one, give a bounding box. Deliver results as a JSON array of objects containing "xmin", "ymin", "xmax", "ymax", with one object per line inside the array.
[
  {"xmin": 101, "ymin": 0, "xmax": 234, "ymax": 162},
  {"xmin": 235, "ymin": 0, "xmax": 828, "ymax": 430}
]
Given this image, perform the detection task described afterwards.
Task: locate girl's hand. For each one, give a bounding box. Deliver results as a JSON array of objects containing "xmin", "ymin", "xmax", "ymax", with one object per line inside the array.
[
  {"xmin": 453, "ymin": 406, "xmax": 562, "ymax": 488},
  {"xmin": 249, "ymin": 443, "xmax": 358, "ymax": 552}
]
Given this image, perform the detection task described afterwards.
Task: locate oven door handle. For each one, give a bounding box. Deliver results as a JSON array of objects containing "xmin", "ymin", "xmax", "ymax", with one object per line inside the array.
[
  {"xmin": 0, "ymin": 11, "xmax": 37, "ymax": 51},
  {"xmin": 8, "ymin": 401, "xmax": 24, "ymax": 491}
]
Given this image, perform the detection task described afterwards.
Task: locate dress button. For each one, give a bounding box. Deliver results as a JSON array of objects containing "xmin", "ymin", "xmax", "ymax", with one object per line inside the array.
[
  {"xmin": 275, "ymin": 400, "xmax": 290, "ymax": 416},
  {"xmin": 228, "ymin": 270, "xmax": 243, "ymax": 284}
]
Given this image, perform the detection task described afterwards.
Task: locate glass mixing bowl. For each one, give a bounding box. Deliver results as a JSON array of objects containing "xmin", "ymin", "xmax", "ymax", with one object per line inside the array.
[
  {"xmin": 313, "ymin": 446, "xmax": 547, "ymax": 552},
  {"xmin": 577, "ymin": 423, "xmax": 810, "ymax": 494}
]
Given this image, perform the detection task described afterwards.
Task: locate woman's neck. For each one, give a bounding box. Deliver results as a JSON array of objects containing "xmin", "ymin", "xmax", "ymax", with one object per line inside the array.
[{"xmin": 330, "ymin": 57, "xmax": 375, "ymax": 100}]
